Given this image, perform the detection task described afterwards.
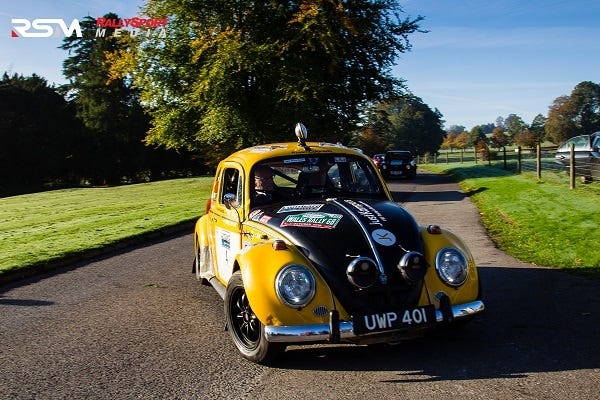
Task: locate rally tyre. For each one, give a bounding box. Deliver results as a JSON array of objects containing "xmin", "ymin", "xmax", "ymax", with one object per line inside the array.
[{"xmin": 224, "ymin": 272, "xmax": 285, "ymax": 364}]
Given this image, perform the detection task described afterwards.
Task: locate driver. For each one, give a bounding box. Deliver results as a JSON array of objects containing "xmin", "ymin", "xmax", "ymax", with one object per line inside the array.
[{"xmin": 253, "ymin": 165, "xmax": 278, "ymax": 205}]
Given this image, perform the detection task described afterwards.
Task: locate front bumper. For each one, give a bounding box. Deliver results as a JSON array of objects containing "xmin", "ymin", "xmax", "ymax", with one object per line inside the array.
[{"xmin": 264, "ymin": 300, "xmax": 484, "ymax": 343}]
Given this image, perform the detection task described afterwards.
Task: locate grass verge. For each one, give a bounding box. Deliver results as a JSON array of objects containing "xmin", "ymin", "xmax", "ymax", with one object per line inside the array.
[
  {"xmin": 0, "ymin": 177, "xmax": 213, "ymax": 279},
  {"xmin": 422, "ymin": 163, "xmax": 600, "ymax": 273}
]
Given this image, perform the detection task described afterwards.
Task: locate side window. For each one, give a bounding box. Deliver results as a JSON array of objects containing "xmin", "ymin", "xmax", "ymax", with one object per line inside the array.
[
  {"xmin": 592, "ymin": 135, "xmax": 600, "ymax": 150},
  {"xmin": 574, "ymin": 136, "xmax": 589, "ymax": 150},
  {"xmin": 221, "ymin": 168, "xmax": 242, "ymax": 206}
]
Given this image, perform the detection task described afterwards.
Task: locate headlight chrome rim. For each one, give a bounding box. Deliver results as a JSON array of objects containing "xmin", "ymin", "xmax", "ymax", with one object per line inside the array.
[
  {"xmin": 346, "ymin": 257, "xmax": 379, "ymax": 289},
  {"xmin": 435, "ymin": 247, "xmax": 468, "ymax": 287},
  {"xmin": 275, "ymin": 264, "xmax": 316, "ymax": 308}
]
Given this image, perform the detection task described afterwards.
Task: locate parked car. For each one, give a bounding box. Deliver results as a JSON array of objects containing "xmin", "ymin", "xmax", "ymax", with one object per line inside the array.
[
  {"xmin": 380, "ymin": 150, "xmax": 417, "ymax": 179},
  {"xmin": 555, "ymin": 131, "xmax": 600, "ymax": 181},
  {"xmin": 193, "ymin": 123, "xmax": 484, "ymax": 364},
  {"xmin": 372, "ymin": 153, "xmax": 385, "ymax": 168}
]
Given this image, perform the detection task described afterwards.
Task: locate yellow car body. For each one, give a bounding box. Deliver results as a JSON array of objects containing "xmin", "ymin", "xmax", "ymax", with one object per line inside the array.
[{"xmin": 193, "ymin": 125, "xmax": 484, "ymax": 363}]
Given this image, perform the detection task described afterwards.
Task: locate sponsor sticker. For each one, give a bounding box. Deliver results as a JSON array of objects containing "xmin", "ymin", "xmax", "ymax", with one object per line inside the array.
[
  {"xmin": 284, "ymin": 158, "xmax": 306, "ymax": 164},
  {"xmin": 281, "ymin": 212, "xmax": 342, "ymax": 229},
  {"xmin": 277, "ymin": 204, "xmax": 324, "ymax": 213},
  {"xmin": 371, "ymin": 229, "xmax": 396, "ymax": 246}
]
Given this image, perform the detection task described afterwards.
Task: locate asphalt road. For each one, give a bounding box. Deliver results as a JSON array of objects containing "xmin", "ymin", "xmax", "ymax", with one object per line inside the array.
[{"xmin": 1, "ymin": 170, "xmax": 598, "ymax": 400}]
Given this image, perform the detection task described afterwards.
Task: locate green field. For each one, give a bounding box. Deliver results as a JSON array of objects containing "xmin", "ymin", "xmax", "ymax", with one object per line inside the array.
[
  {"xmin": 422, "ymin": 163, "xmax": 600, "ymax": 271},
  {"xmin": 1, "ymin": 166, "xmax": 598, "ymax": 281},
  {"xmin": 0, "ymin": 177, "xmax": 213, "ymax": 276}
]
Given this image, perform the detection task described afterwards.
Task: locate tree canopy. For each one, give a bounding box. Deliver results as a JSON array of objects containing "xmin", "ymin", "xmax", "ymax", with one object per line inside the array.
[
  {"xmin": 0, "ymin": 73, "xmax": 85, "ymax": 193},
  {"xmin": 356, "ymin": 95, "xmax": 445, "ymax": 155},
  {"xmin": 546, "ymin": 81, "xmax": 600, "ymax": 143},
  {"xmin": 111, "ymin": 0, "xmax": 423, "ymax": 163}
]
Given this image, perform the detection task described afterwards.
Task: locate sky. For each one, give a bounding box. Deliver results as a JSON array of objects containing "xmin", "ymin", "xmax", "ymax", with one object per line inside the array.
[{"xmin": 1, "ymin": 0, "xmax": 599, "ymax": 130}]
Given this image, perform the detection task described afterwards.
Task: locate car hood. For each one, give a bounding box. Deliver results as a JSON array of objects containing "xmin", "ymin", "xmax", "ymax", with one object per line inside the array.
[{"xmin": 248, "ymin": 198, "xmax": 425, "ymax": 314}]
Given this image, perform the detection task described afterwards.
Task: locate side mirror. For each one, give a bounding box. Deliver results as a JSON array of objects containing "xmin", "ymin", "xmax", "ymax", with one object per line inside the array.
[{"xmin": 223, "ymin": 193, "xmax": 238, "ymax": 209}]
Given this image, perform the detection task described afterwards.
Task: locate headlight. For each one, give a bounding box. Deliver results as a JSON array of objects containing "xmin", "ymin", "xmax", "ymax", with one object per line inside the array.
[
  {"xmin": 435, "ymin": 247, "xmax": 468, "ymax": 287},
  {"xmin": 276, "ymin": 264, "xmax": 316, "ymax": 308}
]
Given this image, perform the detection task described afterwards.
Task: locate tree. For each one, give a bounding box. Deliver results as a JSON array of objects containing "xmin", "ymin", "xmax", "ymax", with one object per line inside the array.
[
  {"xmin": 454, "ymin": 131, "xmax": 471, "ymax": 150},
  {"xmin": 362, "ymin": 95, "xmax": 445, "ymax": 155},
  {"xmin": 446, "ymin": 125, "xmax": 465, "ymax": 135},
  {"xmin": 546, "ymin": 95, "xmax": 578, "ymax": 143},
  {"xmin": 441, "ymin": 132, "xmax": 457, "ymax": 151},
  {"xmin": 546, "ymin": 81, "xmax": 600, "ymax": 143},
  {"xmin": 351, "ymin": 126, "xmax": 390, "ymax": 155},
  {"xmin": 571, "ymin": 81, "xmax": 600, "ymax": 133},
  {"xmin": 529, "ymin": 113, "xmax": 547, "ymax": 144},
  {"xmin": 115, "ymin": 0, "xmax": 423, "ymax": 164},
  {"xmin": 0, "ymin": 73, "xmax": 86, "ymax": 194},
  {"xmin": 479, "ymin": 122, "xmax": 495, "ymax": 135},
  {"xmin": 514, "ymin": 129, "xmax": 538, "ymax": 149},
  {"xmin": 61, "ymin": 14, "xmax": 151, "ymax": 183},
  {"xmin": 469, "ymin": 126, "xmax": 486, "ymax": 146},
  {"xmin": 505, "ymin": 114, "xmax": 527, "ymax": 141},
  {"xmin": 490, "ymin": 126, "xmax": 510, "ymax": 149}
]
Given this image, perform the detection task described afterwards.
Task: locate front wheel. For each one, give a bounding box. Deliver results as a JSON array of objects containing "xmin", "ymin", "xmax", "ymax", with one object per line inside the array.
[{"xmin": 224, "ymin": 272, "xmax": 285, "ymax": 364}]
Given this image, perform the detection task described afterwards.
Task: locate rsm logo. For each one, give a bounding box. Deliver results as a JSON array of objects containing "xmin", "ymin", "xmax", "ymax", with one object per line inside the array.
[{"xmin": 11, "ymin": 19, "xmax": 82, "ymax": 38}]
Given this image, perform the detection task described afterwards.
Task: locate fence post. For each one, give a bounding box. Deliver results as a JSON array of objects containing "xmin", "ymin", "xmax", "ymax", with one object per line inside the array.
[
  {"xmin": 570, "ymin": 143, "xmax": 576, "ymax": 189},
  {"xmin": 536, "ymin": 144, "xmax": 542, "ymax": 180},
  {"xmin": 517, "ymin": 146, "xmax": 522, "ymax": 174},
  {"xmin": 503, "ymin": 147, "xmax": 507, "ymax": 169}
]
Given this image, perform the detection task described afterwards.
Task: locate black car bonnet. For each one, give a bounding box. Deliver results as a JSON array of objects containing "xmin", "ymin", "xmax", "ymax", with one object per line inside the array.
[{"xmin": 248, "ymin": 198, "xmax": 425, "ymax": 314}]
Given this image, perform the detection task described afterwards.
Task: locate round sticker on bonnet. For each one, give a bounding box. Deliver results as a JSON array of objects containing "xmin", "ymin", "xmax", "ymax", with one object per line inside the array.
[{"xmin": 371, "ymin": 229, "xmax": 396, "ymax": 246}]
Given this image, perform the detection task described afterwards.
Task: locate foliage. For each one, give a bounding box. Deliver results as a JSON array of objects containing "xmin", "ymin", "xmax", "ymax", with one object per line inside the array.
[
  {"xmin": 469, "ymin": 125, "xmax": 486, "ymax": 146},
  {"xmin": 514, "ymin": 128, "xmax": 538, "ymax": 149},
  {"xmin": 61, "ymin": 14, "xmax": 153, "ymax": 184},
  {"xmin": 490, "ymin": 126, "xmax": 509, "ymax": 149},
  {"xmin": 546, "ymin": 81, "xmax": 600, "ymax": 143},
  {"xmin": 529, "ymin": 113, "xmax": 547, "ymax": 142},
  {"xmin": 351, "ymin": 126, "xmax": 391, "ymax": 155},
  {"xmin": 115, "ymin": 0, "xmax": 423, "ymax": 164},
  {"xmin": 359, "ymin": 95, "xmax": 445, "ymax": 155},
  {"xmin": 0, "ymin": 73, "xmax": 87, "ymax": 194},
  {"xmin": 505, "ymin": 114, "xmax": 527, "ymax": 140},
  {"xmin": 58, "ymin": 14, "xmax": 202, "ymax": 184},
  {"xmin": 478, "ymin": 122, "xmax": 495, "ymax": 134},
  {"xmin": 454, "ymin": 131, "xmax": 471, "ymax": 149},
  {"xmin": 440, "ymin": 132, "xmax": 456, "ymax": 150},
  {"xmin": 446, "ymin": 124, "xmax": 465, "ymax": 135}
]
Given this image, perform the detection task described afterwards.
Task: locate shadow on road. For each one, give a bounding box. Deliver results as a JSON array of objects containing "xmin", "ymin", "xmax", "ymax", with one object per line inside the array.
[{"xmin": 274, "ymin": 266, "xmax": 599, "ymax": 379}]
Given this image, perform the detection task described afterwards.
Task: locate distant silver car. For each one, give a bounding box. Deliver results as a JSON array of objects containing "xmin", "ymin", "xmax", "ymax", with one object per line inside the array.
[{"xmin": 555, "ymin": 132, "xmax": 600, "ymax": 180}]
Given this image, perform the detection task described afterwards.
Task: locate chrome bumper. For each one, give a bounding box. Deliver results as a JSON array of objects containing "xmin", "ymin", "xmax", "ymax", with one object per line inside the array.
[{"xmin": 264, "ymin": 300, "xmax": 484, "ymax": 343}]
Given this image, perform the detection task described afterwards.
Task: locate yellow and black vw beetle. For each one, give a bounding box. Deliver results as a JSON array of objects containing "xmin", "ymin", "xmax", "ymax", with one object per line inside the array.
[{"xmin": 193, "ymin": 123, "xmax": 484, "ymax": 364}]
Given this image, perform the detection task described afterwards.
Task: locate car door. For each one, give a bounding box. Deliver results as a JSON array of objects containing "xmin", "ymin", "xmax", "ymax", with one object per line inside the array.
[
  {"xmin": 591, "ymin": 133, "xmax": 600, "ymax": 177},
  {"xmin": 208, "ymin": 163, "xmax": 244, "ymax": 285}
]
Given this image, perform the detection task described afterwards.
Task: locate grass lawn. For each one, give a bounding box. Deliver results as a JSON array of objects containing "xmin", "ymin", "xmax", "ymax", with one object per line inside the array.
[
  {"xmin": 422, "ymin": 163, "xmax": 600, "ymax": 271},
  {"xmin": 0, "ymin": 177, "xmax": 213, "ymax": 276}
]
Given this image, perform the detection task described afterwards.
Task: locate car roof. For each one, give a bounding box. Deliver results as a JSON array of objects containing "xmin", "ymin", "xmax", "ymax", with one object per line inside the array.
[{"xmin": 221, "ymin": 142, "xmax": 370, "ymax": 170}]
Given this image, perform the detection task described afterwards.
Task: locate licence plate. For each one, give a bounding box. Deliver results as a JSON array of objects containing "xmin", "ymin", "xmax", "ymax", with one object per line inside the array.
[
  {"xmin": 390, "ymin": 170, "xmax": 402, "ymax": 175},
  {"xmin": 352, "ymin": 305, "xmax": 436, "ymax": 334}
]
